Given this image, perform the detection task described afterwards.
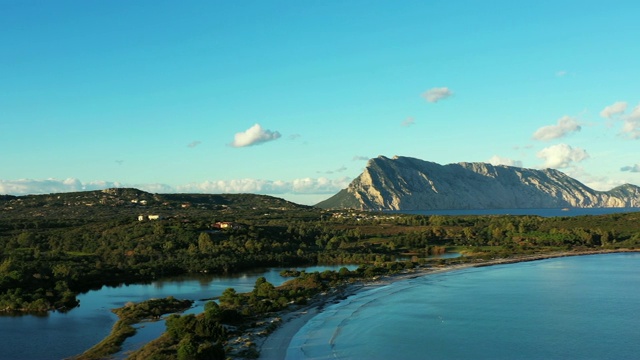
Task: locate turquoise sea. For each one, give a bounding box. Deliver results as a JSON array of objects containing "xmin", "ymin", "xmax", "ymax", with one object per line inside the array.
[
  {"xmin": 287, "ymin": 253, "xmax": 640, "ymax": 359},
  {"xmin": 395, "ymin": 207, "xmax": 640, "ymax": 217}
]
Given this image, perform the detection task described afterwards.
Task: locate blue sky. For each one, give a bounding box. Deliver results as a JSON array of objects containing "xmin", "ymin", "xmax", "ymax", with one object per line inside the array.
[{"xmin": 2, "ymin": 0, "xmax": 639, "ymax": 205}]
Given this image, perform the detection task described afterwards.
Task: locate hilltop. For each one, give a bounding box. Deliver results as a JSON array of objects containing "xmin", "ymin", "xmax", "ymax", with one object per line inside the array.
[
  {"xmin": 316, "ymin": 156, "xmax": 640, "ymax": 211},
  {"xmin": 0, "ymin": 188, "xmax": 313, "ymax": 220}
]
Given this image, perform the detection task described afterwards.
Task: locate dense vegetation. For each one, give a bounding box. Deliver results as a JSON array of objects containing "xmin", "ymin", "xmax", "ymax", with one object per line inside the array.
[
  {"xmin": 74, "ymin": 296, "xmax": 193, "ymax": 359},
  {"xmin": 128, "ymin": 264, "xmax": 418, "ymax": 359},
  {"xmin": 2, "ymin": 188, "xmax": 640, "ymax": 358},
  {"xmin": 2, "ymin": 189, "xmax": 640, "ymax": 313}
]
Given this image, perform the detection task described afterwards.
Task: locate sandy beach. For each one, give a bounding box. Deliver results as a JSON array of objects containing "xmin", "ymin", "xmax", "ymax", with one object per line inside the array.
[
  {"xmin": 257, "ymin": 283, "xmax": 365, "ymax": 360},
  {"xmin": 257, "ymin": 304, "xmax": 321, "ymax": 359},
  {"xmin": 256, "ymin": 249, "xmax": 639, "ymax": 360},
  {"xmin": 257, "ymin": 261, "xmax": 475, "ymax": 359}
]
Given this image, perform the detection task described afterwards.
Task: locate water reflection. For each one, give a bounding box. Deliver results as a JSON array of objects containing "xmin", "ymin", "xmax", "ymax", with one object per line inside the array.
[
  {"xmin": 0, "ymin": 264, "xmax": 357, "ymax": 360},
  {"xmin": 116, "ymin": 264, "xmax": 359, "ymax": 358}
]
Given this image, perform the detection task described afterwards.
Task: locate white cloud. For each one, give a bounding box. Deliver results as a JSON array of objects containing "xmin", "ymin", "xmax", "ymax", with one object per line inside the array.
[
  {"xmin": 536, "ymin": 143, "xmax": 589, "ymax": 169},
  {"xmin": 421, "ymin": 87, "xmax": 453, "ymax": 103},
  {"xmin": 352, "ymin": 155, "xmax": 369, "ymax": 161},
  {"xmin": 401, "ymin": 117, "xmax": 415, "ymax": 127},
  {"xmin": 176, "ymin": 177, "xmax": 350, "ymax": 195},
  {"xmin": 0, "ymin": 178, "xmax": 123, "ymax": 195},
  {"xmin": 178, "ymin": 179, "xmax": 274, "ymax": 193},
  {"xmin": 599, "ymin": 101, "xmax": 627, "ymax": 119},
  {"xmin": 135, "ymin": 183, "xmax": 176, "ymax": 193},
  {"xmin": 532, "ymin": 116, "xmax": 581, "ymax": 141},
  {"xmin": 575, "ymin": 172, "xmax": 628, "ymax": 192},
  {"xmin": 487, "ymin": 156, "xmax": 523, "ymax": 167},
  {"xmin": 0, "ymin": 177, "xmax": 351, "ymax": 198},
  {"xmin": 292, "ymin": 177, "xmax": 350, "ymax": 193},
  {"xmin": 556, "ymin": 70, "xmax": 568, "ymax": 77},
  {"xmin": 187, "ymin": 140, "xmax": 201, "ymax": 148},
  {"xmin": 230, "ymin": 123, "xmax": 281, "ymax": 147},
  {"xmin": 621, "ymin": 103, "xmax": 640, "ymax": 139},
  {"xmin": 598, "ymin": 101, "xmax": 640, "ymax": 139},
  {"xmin": 621, "ymin": 164, "xmax": 640, "ymax": 173}
]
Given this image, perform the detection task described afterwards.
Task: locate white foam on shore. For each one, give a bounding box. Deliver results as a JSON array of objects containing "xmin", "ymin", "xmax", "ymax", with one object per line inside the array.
[{"xmin": 260, "ymin": 250, "xmax": 640, "ymax": 359}]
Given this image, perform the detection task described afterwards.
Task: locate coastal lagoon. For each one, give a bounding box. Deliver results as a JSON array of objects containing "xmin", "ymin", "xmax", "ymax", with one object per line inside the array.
[
  {"xmin": 287, "ymin": 253, "xmax": 640, "ymax": 359},
  {"xmin": 0, "ymin": 265, "xmax": 357, "ymax": 360},
  {"xmin": 2, "ymin": 208, "xmax": 639, "ymax": 359}
]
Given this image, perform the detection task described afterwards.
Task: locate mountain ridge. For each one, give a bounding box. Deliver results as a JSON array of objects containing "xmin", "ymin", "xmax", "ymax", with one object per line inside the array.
[
  {"xmin": 316, "ymin": 155, "xmax": 640, "ymax": 210},
  {"xmin": 0, "ymin": 188, "xmax": 311, "ymax": 218}
]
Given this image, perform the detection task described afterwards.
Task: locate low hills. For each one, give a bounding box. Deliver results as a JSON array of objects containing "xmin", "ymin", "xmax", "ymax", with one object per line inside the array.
[
  {"xmin": 0, "ymin": 188, "xmax": 311, "ymax": 219},
  {"xmin": 316, "ymin": 156, "xmax": 640, "ymax": 211}
]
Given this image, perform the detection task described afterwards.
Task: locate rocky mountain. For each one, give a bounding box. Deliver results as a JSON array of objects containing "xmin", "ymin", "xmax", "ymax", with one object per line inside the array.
[{"xmin": 316, "ymin": 156, "xmax": 640, "ymax": 210}]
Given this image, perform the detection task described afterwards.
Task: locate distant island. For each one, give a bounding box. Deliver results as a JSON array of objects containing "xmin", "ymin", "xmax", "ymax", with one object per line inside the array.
[{"xmin": 316, "ymin": 155, "xmax": 640, "ymax": 211}]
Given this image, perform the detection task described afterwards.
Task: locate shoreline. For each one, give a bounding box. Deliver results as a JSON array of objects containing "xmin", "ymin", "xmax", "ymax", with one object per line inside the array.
[{"xmin": 256, "ymin": 248, "xmax": 639, "ymax": 360}]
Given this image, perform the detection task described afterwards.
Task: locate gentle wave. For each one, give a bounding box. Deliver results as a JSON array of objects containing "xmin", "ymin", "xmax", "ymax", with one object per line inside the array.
[{"xmin": 287, "ymin": 253, "xmax": 640, "ymax": 359}]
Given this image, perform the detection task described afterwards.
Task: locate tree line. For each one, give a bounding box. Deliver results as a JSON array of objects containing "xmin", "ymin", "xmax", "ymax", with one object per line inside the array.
[{"xmin": 1, "ymin": 207, "xmax": 640, "ymax": 312}]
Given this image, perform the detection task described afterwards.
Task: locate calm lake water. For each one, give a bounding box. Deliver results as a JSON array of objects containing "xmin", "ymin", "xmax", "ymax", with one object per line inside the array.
[
  {"xmin": 287, "ymin": 253, "xmax": 640, "ymax": 359},
  {"xmin": 0, "ymin": 265, "xmax": 357, "ymax": 360}
]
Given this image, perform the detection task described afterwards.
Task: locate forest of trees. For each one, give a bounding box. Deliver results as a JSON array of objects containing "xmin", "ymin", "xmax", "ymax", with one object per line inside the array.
[
  {"xmin": 2, "ymin": 194, "xmax": 639, "ymax": 314},
  {"xmin": 2, "ymin": 190, "xmax": 640, "ymax": 358}
]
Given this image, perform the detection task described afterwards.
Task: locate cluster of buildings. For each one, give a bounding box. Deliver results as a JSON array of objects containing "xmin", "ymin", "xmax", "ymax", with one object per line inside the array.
[
  {"xmin": 137, "ymin": 214, "xmax": 162, "ymax": 221},
  {"xmin": 212, "ymin": 221, "xmax": 242, "ymax": 230},
  {"xmin": 136, "ymin": 216, "xmax": 243, "ymax": 231}
]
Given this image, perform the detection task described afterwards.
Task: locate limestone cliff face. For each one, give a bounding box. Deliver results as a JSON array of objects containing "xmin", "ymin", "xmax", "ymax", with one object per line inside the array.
[{"xmin": 316, "ymin": 156, "xmax": 640, "ymax": 210}]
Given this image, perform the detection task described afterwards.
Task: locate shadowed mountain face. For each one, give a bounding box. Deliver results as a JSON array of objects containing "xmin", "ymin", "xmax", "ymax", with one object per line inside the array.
[{"xmin": 316, "ymin": 156, "xmax": 640, "ymax": 210}]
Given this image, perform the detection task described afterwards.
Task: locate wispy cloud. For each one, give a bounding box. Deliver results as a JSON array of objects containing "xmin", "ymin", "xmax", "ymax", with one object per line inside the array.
[
  {"xmin": 187, "ymin": 140, "xmax": 202, "ymax": 148},
  {"xmin": 318, "ymin": 166, "xmax": 347, "ymax": 175},
  {"xmin": 230, "ymin": 123, "xmax": 281, "ymax": 147},
  {"xmin": 421, "ymin": 87, "xmax": 453, "ymax": 103},
  {"xmin": 352, "ymin": 155, "xmax": 369, "ymax": 161},
  {"xmin": 401, "ymin": 117, "xmax": 415, "ymax": 127},
  {"xmin": 599, "ymin": 101, "xmax": 627, "ymax": 119},
  {"xmin": 567, "ymin": 169, "xmax": 627, "ymax": 192},
  {"xmin": 621, "ymin": 164, "xmax": 640, "ymax": 173},
  {"xmin": 555, "ymin": 70, "xmax": 568, "ymax": 77},
  {"xmin": 536, "ymin": 143, "xmax": 589, "ymax": 169},
  {"xmin": 177, "ymin": 177, "xmax": 350, "ymax": 195},
  {"xmin": 0, "ymin": 177, "xmax": 351, "ymax": 197},
  {"xmin": 487, "ymin": 155, "xmax": 523, "ymax": 167},
  {"xmin": 512, "ymin": 144, "xmax": 534, "ymax": 150},
  {"xmin": 289, "ymin": 134, "xmax": 301, "ymax": 140},
  {"xmin": 598, "ymin": 101, "xmax": 640, "ymax": 139},
  {"xmin": 532, "ymin": 116, "xmax": 581, "ymax": 141},
  {"xmin": 621, "ymin": 103, "xmax": 640, "ymax": 139},
  {"xmin": 0, "ymin": 178, "xmax": 123, "ymax": 195}
]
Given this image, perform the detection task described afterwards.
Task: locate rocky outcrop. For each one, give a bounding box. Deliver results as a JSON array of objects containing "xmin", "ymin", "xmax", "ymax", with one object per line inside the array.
[{"xmin": 316, "ymin": 156, "xmax": 640, "ymax": 210}]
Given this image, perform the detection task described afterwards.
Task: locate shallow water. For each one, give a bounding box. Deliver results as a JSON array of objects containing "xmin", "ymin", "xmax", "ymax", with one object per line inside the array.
[
  {"xmin": 0, "ymin": 264, "xmax": 357, "ymax": 360},
  {"xmin": 287, "ymin": 253, "xmax": 640, "ymax": 359},
  {"xmin": 395, "ymin": 207, "xmax": 640, "ymax": 217}
]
